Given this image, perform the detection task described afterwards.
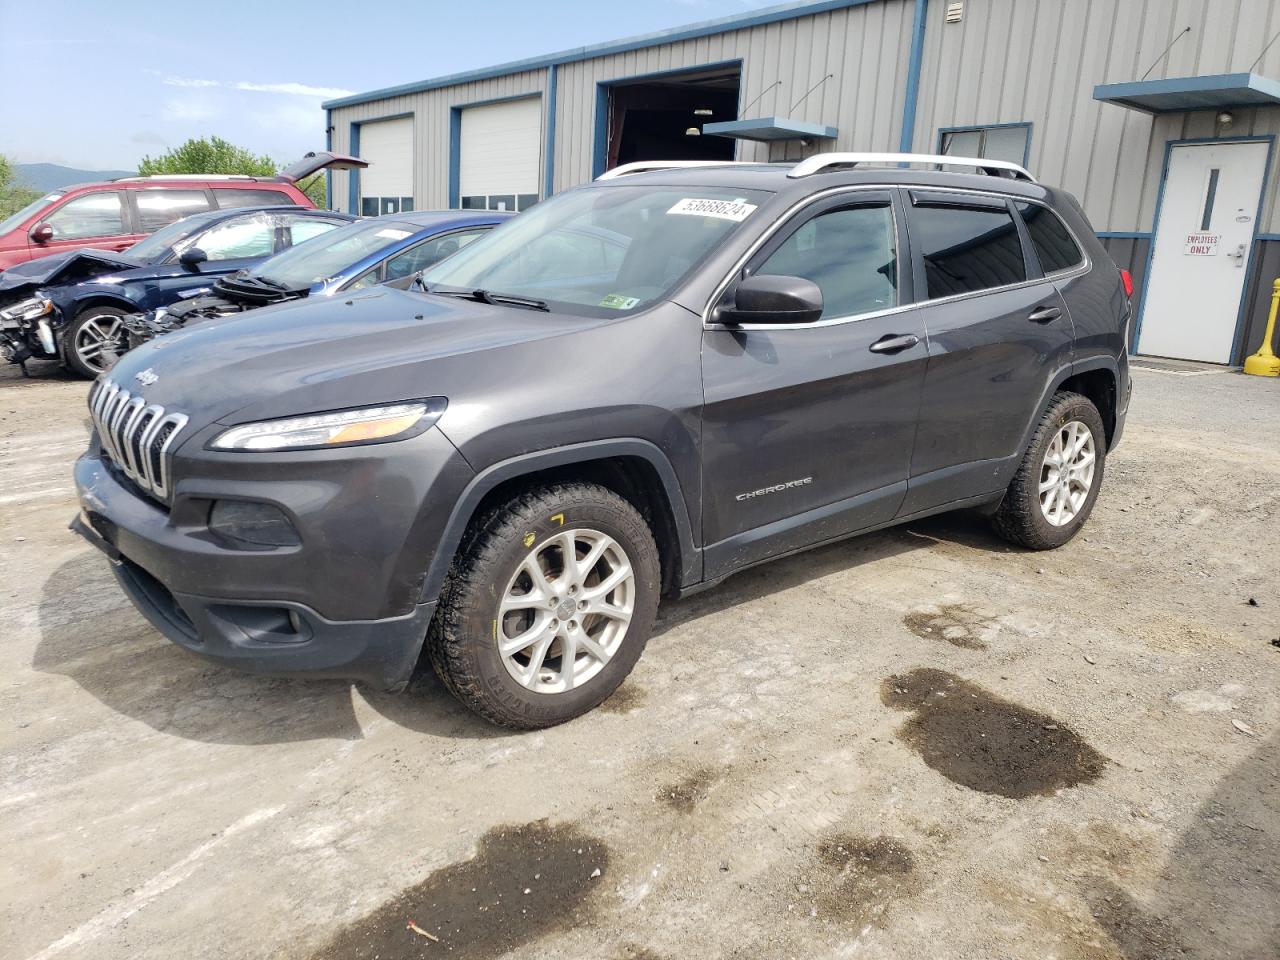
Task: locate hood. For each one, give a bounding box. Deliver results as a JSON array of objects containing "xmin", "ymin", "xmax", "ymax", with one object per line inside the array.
[
  {"xmin": 0, "ymin": 249, "xmax": 142, "ymax": 299},
  {"xmin": 106, "ymin": 286, "xmax": 613, "ymax": 428}
]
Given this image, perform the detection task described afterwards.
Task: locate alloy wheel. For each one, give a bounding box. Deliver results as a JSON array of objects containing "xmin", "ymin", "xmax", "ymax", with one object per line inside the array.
[
  {"xmin": 75, "ymin": 315, "xmax": 127, "ymax": 372},
  {"xmin": 497, "ymin": 529, "xmax": 635, "ymax": 694},
  {"xmin": 1039, "ymin": 419, "xmax": 1095, "ymax": 526}
]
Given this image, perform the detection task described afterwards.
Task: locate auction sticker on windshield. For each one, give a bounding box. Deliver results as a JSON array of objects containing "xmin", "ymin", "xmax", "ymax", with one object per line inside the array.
[
  {"xmin": 667, "ymin": 198, "xmax": 758, "ymax": 222},
  {"xmin": 599, "ymin": 293, "xmax": 641, "ymax": 310}
]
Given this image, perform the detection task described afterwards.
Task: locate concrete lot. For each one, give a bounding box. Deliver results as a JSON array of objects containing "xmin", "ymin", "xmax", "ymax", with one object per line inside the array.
[{"xmin": 2, "ymin": 359, "xmax": 1277, "ymax": 960}]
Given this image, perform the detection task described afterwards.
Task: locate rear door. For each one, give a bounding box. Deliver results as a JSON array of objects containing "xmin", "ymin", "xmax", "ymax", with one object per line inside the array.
[
  {"xmin": 899, "ymin": 189, "xmax": 1074, "ymax": 515},
  {"xmin": 700, "ymin": 190, "xmax": 927, "ymax": 576}
]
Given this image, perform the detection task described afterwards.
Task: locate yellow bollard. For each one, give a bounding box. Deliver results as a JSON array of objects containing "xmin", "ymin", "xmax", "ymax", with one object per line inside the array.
[{"xmin": 1243, "ymin": 278, "xmax": 1280, "ymax": 377}]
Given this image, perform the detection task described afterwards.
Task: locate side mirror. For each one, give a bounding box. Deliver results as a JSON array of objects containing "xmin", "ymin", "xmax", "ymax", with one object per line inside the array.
[
  {"xmin": 716, "ymin": 274, "xmax": 824, "ymax": 326},
  {"xmin": 179, "ymin": 247, "xmax": 208, "ymax": 269},
  {"xmin": 30, "ymin": 223, "xmax": 53, "ymax": 244}
]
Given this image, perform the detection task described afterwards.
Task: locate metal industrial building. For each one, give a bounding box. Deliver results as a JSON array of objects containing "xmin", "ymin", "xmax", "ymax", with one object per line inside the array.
[{"xmin": 323, "ymin": 0, "xmax": 1280, "ymax": 366}]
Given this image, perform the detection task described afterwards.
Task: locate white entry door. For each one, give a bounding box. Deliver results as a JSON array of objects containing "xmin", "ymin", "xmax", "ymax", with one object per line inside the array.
[{"xmin": 1138, "ymin": 140, "xmax": 1268, "ymax": 363}]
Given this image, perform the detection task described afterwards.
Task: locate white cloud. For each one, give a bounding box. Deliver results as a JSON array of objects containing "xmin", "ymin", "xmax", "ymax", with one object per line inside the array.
[{"xmin": 162, "ymin": 76, "xmax": 353, "ymax": 99}]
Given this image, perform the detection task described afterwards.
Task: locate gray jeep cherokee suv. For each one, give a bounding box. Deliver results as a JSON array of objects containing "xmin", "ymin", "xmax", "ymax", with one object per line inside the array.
[{"xmin": 73, "ymin": 153, "xmax": 1131, "ymax": 728}]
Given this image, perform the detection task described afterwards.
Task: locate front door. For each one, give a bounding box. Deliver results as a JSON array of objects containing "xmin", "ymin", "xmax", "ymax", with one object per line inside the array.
[
  {"xmin": 1138, "ymin": 140, "xmax": 1269, "ymax": 363},
  {"xmin": 700, "ymin": 192, "xmax": 927, "ymax": 577}
]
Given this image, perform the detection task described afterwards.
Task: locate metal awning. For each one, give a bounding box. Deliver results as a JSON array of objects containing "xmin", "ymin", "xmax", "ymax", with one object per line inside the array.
[
  {"xmin": 701, "ymin": 116, "xmax": 838, "ymax": 142},
  {"xmin": 1093, "ymin": 72, "xmax": 1280, "ymax": 114}
]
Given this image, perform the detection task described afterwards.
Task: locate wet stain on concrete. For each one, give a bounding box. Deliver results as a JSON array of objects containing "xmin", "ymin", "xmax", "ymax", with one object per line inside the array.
[
  {"xmin": 657, "ymin": 768, "xmax": 718, "ymax": 813},
  {"xmin": 881, "ymin": 668, "xmax": 1106, "ymax": 799},
  {"xmin": 598, "ymin": 682, "xmax": 647, "ymax": 714},
  {"xmin": 309, "ymin": 820, "xmax": 608, "ymax": 959},
  {"xmin": 812, "ymin": 834, "xmax": 917, "ymax": 926},
  {"xmin": 903, "ymin": 604, "xmax": 992, "ymax": 650}
]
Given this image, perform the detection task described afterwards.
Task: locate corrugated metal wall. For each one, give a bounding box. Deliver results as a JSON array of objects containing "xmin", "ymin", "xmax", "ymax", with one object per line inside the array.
[
  {"xmin": 911, "ymin": 0, "xmax": 1280, "ymax": 233},
  {"xmin": 329, "ymin": 68, "xmax": 549, "ymax": 212}
]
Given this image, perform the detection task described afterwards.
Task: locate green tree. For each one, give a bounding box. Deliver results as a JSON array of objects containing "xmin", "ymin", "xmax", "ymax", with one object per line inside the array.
[
  {"xmin": 137, "ymin": 136, "xmax": 328, "ymax": 208},
  {"xmin": 0, "ymin": 154, "xmax": 41, "ymax": 218},
  {"xmin": 137, "ymin": 136, "xmax": 276, "ymax": 177}
]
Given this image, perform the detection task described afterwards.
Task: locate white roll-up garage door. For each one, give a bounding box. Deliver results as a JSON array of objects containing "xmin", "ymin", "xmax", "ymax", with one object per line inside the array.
[
  {"xmin": 459, "ymin": 97, "xmax": 542, "ymax": 212},
  {"xmin": 358, "ymin": 117, "xmax": 414, "ymax": 216}
]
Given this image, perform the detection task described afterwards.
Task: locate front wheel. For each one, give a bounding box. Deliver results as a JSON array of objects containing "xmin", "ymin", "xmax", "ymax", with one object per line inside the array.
[
  {"xmin": 427, "ymin": 482, "xmax": 661, "ymax": 728},
  {"xmin": 992, "ymin": 390, "xmax": 1106, "ymax": 550},
  {"xmin": 65, "ymin": 306, "xmax": 130, "ymax": 378}
]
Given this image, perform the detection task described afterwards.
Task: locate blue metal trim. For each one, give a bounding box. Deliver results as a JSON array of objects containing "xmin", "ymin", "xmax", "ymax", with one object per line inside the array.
[
  {"xmin": 1096, "ymin": 231, "xmax": 1152, "ymax": 240},
  {"xmin": 590, "ymin": 59, "xmax": 744, "ymax": 178},
  {"xmin": 935, "ymin": 121, "xmax": 1033, "ymax": 167},
  {"xmin": 324, "ymin": 108, "xmax": 333, "ymax": 211},
  {"xmin": 702, "ymin": 116, "xmax": 837, "ymax": 141},
  {"xmin": 1093, "ymin": 72, "xmax": 1280, "ymax": 115},
  {"xmin": 1132, "ymin": 134, "xmax": 1275, "ymax": 363},
  {"xmin": 323, "ymin": 0, "xmax": 880, "ymax": 110},
  {"xmin": 347, "ymin": 121, "xmax": 360, "ymax": 215},
  {"xmin": 899, "ymin": 0, "xmax": 928, "ymax": 152},
  {"xmin": 1256, "ymin": 233, "xmax": 1280, "ymax": 241},
  {"xmin": 544, "ymin": 64, "xmax": 558, "ymax": 197},
  {"xmin": 447, "ymin": 93, "xmax": 542, "ymax": 209}
]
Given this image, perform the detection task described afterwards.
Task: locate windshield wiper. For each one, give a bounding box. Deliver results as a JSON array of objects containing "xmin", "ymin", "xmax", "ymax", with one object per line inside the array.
[{"xmin": 426, "ymin": 285, "xmax": 549, "ymax": 311}]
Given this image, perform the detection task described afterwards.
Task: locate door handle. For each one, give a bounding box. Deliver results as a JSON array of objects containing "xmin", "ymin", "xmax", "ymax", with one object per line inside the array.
[
  {"xmin": 1028, "ymin": 305, "xmax": 1062, "ymax": 323},
  {"xmin": 869, "ymin": 333, "xmax": 920, "ymax": 354},
  {"xmin": 1229, "ymin": 243, "xmax": 1246, "ymax": 268}
]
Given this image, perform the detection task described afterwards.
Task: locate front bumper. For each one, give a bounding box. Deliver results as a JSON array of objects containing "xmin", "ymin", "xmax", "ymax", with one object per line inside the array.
[{"xmin": 71, "ymin": 425, "xmax": 475, "ymax": 689}]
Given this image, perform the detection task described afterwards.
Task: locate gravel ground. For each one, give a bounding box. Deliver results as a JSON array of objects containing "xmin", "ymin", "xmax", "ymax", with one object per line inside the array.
[{"xmin": 1, "ymin": 358, "xmax": 1277, "ymax": 960}]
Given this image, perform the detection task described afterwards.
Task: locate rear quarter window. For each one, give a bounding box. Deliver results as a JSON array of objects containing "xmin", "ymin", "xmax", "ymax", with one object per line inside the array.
[
  {"xmin": 214, "ymin": 188, "xmax": 296, "ymax": 209},
  {"xmin": 1017, "ymin": 203, "xmax": 1085, "ymax": 274}
]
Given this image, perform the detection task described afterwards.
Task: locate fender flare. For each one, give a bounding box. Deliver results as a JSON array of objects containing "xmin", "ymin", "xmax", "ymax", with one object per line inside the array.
[
  {"xmin": 420, "ymin": 438, "xmax": 701, "ymax": 604},
  {"xmin": 1013, "ymin": 357, "xmax": 1119, "ymax": 459}
]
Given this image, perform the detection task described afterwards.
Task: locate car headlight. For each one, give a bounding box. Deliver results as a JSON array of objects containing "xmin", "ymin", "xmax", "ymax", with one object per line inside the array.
[
  {"xmin": 209, "ymin": 400, "xmax": 446, "ymax": 452},
  {"xmin": 0, "ymin": 297, "xmax": 53, "ymax": 323}
]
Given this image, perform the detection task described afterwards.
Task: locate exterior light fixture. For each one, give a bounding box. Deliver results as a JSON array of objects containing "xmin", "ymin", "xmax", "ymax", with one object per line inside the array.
[
  {"xmin": 685, "ymin": 127, "xmax": 701, "ymax": 136},
  {"xmin": 693, "ymin": 108, "xmax": 714, "ymax": 116}
]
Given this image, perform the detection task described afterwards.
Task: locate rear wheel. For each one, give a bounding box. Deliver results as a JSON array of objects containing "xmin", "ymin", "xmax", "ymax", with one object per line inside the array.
[
  {"xmin": 427, "ymin": 482, "xmax": 660, "ymax": 728},
  {"xmin": 992, "ymin": 390, "xmax": 1106, "ymax": 550},
  {"xmin": 65, "ymin": 306, "xmax": 129, "ymax": 378}
]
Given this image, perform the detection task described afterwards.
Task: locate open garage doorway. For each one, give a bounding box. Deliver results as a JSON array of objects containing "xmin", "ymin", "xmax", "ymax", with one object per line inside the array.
[{"xmin": 599, "ymin": 64, "xmax": 740, "ymax": 174}]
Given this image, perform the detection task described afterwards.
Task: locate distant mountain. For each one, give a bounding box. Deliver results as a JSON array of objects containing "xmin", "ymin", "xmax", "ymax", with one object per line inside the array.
[{"xmin": 14, "ymin": 162, "xmax": 136, "ymax": 192}]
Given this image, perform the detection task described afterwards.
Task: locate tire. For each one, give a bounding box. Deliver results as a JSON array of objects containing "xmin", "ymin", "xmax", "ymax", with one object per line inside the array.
[
  {"xmin": 65, "ymin": 306, "xmax": 130, "ymax": 378},
  {"xmin": 427, "ymin": 482, "xmax": 661, "ymax": 729},
  {"xmin": 992, "ymin": 390, "xmax": 1106, "ymax": 550}
]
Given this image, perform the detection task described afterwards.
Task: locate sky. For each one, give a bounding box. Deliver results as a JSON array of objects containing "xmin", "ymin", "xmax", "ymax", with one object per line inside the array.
[{"xmin": 0, "ymin": 0, "xmax": 771, "ymax": 173}]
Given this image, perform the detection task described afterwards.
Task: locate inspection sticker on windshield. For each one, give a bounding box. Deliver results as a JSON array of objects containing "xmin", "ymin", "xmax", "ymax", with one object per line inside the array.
[
  {"xmin": 667, "ymin": 198, "xmax": 757, "ymax": 222},
  {"xmin": 599, "ymin": 293, "xmax": 641, "ymax": 310}
]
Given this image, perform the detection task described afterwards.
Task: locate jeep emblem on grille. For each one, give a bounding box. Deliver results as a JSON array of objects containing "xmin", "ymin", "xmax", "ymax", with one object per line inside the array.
[{"xmin": 135, "ymin": 368, "xmax": 158, "ymax": 386}]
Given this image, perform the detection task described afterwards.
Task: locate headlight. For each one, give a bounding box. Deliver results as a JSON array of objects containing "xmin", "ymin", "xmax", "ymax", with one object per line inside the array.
[
  {"xmin": 209, "ymin": 400, "xmax": 445, "ymax": 452},
  {"xmin": 0, "ymin": 297, "xmax": 53, "ymax": 323}
]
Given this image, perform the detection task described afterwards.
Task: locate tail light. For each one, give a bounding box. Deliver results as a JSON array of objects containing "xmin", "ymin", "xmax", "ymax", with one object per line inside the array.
[{"xmin": 1119, "ymin": 268, "xmax": 1134, "ymax": 299}]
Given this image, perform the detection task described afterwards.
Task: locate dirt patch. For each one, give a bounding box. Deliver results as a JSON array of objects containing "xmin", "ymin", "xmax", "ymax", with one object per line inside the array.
[
  {"xmin": 903, "ymin": 604, "xmax": 993, "ymax": 650},
  {"xmin": 812, "ymin": 834, "xmax": 917, "ymax": 926},
  {"xmin": 656, "ymin": 768, "xmax": 717, "ymax": 813},
  {"xmin": 1085, "ymin": 882, "xmax": 1191, "ymax": 960},
  {"xmin": 882, "ymin": 668, "xmax": 1107, "ymax": 799},
  {"xmin": 598, "ymin": 682, "xmax": 647, "ymax": 714},
  {"xmin": 309, "ymin": 820, "xmax": 608, "ymax": 959}
]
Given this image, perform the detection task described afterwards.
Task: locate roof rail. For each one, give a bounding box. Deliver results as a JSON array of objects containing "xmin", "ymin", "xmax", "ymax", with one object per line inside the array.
[
  {"xmin": 595, "ymin": 160, "xmax": 761, "ymax": 180},
  {"xmin": 113, "ymin": 174, "xmax": 264, "ymax": 182},
  {"xmin": 787, "ymin": 152, "xmax": 1036, "ymax": 182}
]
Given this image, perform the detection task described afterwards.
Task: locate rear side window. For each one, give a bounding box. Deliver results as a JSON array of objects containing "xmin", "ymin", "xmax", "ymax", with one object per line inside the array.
[
  {"xmin": 911, "ymin": 201, "xmax": 1026, "ymax": 299},
  {"xmin": 188, "ymin": 216, "xmax": 277, "ymax": 260},
  {"xmin": 1017, "ymin": 203, "xmax": 1084, "ymax": 274},
  {"xmin": 44, "ymin": 192, "xmax": 126, "ymax": 240},
  {"xmin": 135, "ymin": 190, "xmax": 210, "ymax": 231},
  {"xmin": 214, "ymin": 188, "xmax": 295, "ymax": 209},
  {"xmin": 755, "ymin": 205, "xmax": 897, "ymax": 319}
]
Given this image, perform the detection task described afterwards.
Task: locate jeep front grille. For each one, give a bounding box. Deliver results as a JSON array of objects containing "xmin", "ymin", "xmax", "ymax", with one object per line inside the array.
[{"xmin": 89, "ymin": 378, "xmax": 189, "ymax": 502}]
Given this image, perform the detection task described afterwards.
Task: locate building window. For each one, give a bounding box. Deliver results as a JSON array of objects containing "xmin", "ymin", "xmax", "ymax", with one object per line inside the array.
[
  {"xmin": 361, "ymin": 196, "xmax": 414, "ymax": 217},
  {"xmin": 938, "ymin": 123, "xmax": 1031, "ymax": 166},
  {"xmin": 461, "ymin": 194, "xmax": 539, "ymax": 212}
]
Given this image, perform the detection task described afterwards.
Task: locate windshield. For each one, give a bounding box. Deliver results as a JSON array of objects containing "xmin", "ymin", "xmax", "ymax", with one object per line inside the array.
[
  {"xmin": 127, "ymin": 214, "xmax": 216, "ymax": 262},
  {"xmin": 255, "ymin": 218, "xmax": 416, "ymax": 290},
  {"xmin": 419, "ymin": 184, "xmax": 772, "ymax": 317},
  {"xmin": 0, "ymin": 193, "xmax": 61, "ymax": 236}
]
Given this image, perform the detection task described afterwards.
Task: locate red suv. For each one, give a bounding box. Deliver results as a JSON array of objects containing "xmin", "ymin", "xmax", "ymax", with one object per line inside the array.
[{"xmin": 0, "ymin": 151, "xmax": 365, "ymax": 271}]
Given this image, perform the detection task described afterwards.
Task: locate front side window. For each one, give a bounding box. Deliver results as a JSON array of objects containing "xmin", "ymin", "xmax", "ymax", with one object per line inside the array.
[
  {"xmin": 754, "ymin": 205, "xmax": 897, "ymax": 320},
  {"xmin": 44, "ymin": 192, "xmax": 126, "ymax": 240},
  {"xmin": 184, "ymin": 214, "xmax": 278, "ymax": 261},
  {"xmin": 940, "ymin": 124, "xmax": 1031, "ymax": 165},
  {"xmin": 383, "ymin": 229, "xmax": 489, "ymax": 281},
  {"xmin": 1016, "ymin": 203, "xmax": 1084, "ymax": 274},
  {"xmin": 911, "ymin": 202, "xmax": 1026, "ymax": 299},
  {"xmin": 422, "ymin": 185, "xmax": 772, "ymax": 317},
  {"xmin": 134, "ymin": 190, "xmax": 210, "ymax": 232}
]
